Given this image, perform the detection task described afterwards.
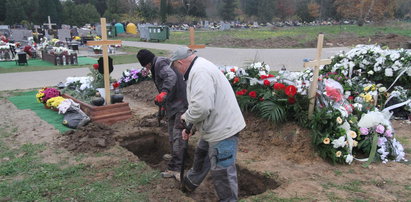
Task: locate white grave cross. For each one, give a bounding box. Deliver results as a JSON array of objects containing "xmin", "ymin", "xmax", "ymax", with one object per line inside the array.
[
  {"xmin": 87, "ymin": 18, "xmax": 122, "ymax": 105},
  {"xmin": 43, "ymin": 16, "xmax": 56, "ymax": 30},
  {"xmin": 304, "ymin": 34, "xmax": 332, "ymax": 119}
]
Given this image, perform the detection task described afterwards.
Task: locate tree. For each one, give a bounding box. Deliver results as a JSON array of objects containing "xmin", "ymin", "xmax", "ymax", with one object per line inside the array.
[
  {"xmin": 307, "ymin": 1, "xmax": 320, "ymax": 20},
  {"xmin": 160, "ymin": 0, "xmax": 167, "ymax": 23},
  {"xmin": 243, "ymin": 0, "xmax": 258, "ymax": 17},
  {"xmin": 257, "ymin": 0, "xmax": 276, "ymax": 23},
  {"xmin": 395, "ymin": 0, "xmax": 411, "ymax": 19},
  {"xmin": 0, "ymin": 0, "xmax": 6, "ymax": 22},
  {"xmin": 334, "ymin": 0, "xmax": 396, "ymax": 24},
  {"xmin": 220, "ymin": 0, "xmax": 237, "ymax": 21},
  {"xmin": 5, "ymin": 0, "xmax": 27, "ymax": 25},
  {"xmin": 138, "ymin": 1, "xmax": 158, "ymax": 22},
  {"xmin": 276, "ymin": 0, "xmax": 296, "ymax": 20}
]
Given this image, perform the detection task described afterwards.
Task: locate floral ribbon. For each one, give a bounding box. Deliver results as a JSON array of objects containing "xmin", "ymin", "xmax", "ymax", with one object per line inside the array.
[{"xmin": 387, "ymin": 66, "xmax": 410, "ymax": 91}]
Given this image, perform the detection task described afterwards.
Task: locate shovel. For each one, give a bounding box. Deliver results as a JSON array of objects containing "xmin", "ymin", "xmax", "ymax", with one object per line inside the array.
[{"xmin": 181, "ymin": 122, "xmax": 193, "ymax": 190}]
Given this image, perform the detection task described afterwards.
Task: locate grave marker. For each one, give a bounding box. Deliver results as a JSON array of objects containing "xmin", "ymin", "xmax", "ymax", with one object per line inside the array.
[
  {"xmin": 58, "ymin": 29, "xmax": 71, "ymax": 42},
  {"xmin": 188, "ymin": 27, "xmax": 205, "ymax": 50},
  {"xmin": 87, "ymin": 18, "xmax": 122, "ymax": 105},
  {"xmin": 304, "ymin": 34, "xmax": 332, "ymax": 119},
  {"xmin": 43, "ymin": 16, "xmax": 56, "ymax": 30}
]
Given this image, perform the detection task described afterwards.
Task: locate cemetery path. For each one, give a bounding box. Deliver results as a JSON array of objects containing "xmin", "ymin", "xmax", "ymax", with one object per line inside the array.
[
  {"xmin": 0, "ymin": 63, "xmax": 139, "ymax": 91},
  {"xmin": 123, "ymin": 41, "xmax": 350, "ymax": 71},
  {"xmin": 1, "ymin": 42, "xmax": 349, "ymax": 91}
]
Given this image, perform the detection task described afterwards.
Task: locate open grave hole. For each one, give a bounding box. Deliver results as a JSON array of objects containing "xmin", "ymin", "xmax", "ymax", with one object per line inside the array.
[{"xmin": 120, "ymin": 131, "xmax": 280, "ymax": 200}]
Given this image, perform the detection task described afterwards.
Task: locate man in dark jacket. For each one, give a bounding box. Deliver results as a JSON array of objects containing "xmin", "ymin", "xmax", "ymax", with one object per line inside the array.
[{"xmin": 137, "ymin": 49, "xmax": 188, "ymax": 181}]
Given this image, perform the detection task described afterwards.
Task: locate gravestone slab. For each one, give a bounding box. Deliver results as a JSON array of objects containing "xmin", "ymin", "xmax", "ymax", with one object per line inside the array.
[
  {"xmin": 204, "ymin": 21, "xmax": 209, "ymax": 29},
  {"xmin": 95, "ymin": 24, "xmax": 102, "ymax": 36},
  {"xmin": 58, "ymin": 29, "xmax": 71, "ymax": 42},
  {"xmin": 78, "ymin": 29, "xmax": 91, "ymax": 37},
  {"xmin": 10, "ymin": 29, "xmax": 32, "ymax": 42}
]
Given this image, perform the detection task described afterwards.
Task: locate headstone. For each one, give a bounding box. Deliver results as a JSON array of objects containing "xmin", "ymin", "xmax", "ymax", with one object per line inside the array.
[
  {"xmin": 10, "ymin": 29, "xmax": 33, "ymax": 42},
  {"xmin": 58, "ymin": 29, "xmax": 71, "ymax": 42},
  {"xmin": 61, "ymin": 24, "xmax": 71, "ymax": 29},
  {"xmin": 220, "ymin": 22, "xmax": 231, "ymax": 31},
  {"xmin": 43, "ymin": 16, "xmax": 56, "ymax": 30},
  {"xmin": 95, "ymin": 24, "xmax": 102, "ymax": 36},
  {"xmin": 78, "ymin": 29, "xmax": 90, "ymax": 37},
  {"xmin": 253, "ymin": 21, "xmax": 259, "ymax": 28},
  {"xmin": 204, "ymin": 21, "xmax": 209, "ymax": 29}
]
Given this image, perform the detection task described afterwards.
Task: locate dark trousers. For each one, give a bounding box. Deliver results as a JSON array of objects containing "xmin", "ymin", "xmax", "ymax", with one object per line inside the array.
[{"xmin": 167, "ymin": 112, "xmax": 185, "ymax": 171}]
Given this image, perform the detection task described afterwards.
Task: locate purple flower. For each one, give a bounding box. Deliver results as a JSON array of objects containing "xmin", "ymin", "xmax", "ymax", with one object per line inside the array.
[
  {"xmin": 124, "ymin": 77, "xmax": 130, "ymax": 83},
  {"xmin": 375, "ymin": 125, "xmax": 385, "ymax": 134},
  {"xmin": 384, "ymin": 129, "xmax": 393, "ymax": 138},
  {"xmin": 360, "ymin": 127, "xmax": 369, "ymax": 135}
]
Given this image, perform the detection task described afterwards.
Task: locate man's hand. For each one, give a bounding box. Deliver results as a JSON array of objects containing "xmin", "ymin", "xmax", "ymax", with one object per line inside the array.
[
  {"xmin": 154, "ymin": 92, "xmax": 167, "ymax": 104},
  {"xmin": 182, "ymin": 129, "xmax": 193, "ymax": 140}
]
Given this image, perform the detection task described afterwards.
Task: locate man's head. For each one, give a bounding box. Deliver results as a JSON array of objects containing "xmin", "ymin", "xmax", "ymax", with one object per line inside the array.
[
  {"xmin": 137, "ymin": 49, "xmax": 155, "ymax": 70},
  {"xmin": 171, "ymin": 46, "xmax": 196, "ymax": 74}
]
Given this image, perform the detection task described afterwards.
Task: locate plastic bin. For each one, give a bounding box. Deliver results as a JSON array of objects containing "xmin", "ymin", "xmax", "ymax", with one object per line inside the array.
[{"xmin": 148, "ymin": 26, "xmax": 169, "ymax": 42}]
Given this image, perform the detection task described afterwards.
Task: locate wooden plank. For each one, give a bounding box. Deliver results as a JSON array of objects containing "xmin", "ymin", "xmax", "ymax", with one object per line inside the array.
[
  {"xmin": 188, "ymin": 44, "xmax": 206, "ymax": 49},
  {"xmin": 303, "ymin": 59, "xmax": 331, "ymax": 68}
]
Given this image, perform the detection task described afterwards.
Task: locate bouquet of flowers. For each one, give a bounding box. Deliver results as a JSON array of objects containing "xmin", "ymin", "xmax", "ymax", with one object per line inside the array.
[
  {"xmin": 118, "ymin": 68, "xmax": 151, "ymax": 88},
  {"xmin": 46, "ymin": 96, "xmax": 66, "ymax": 108},
  {"xmin": 36, "ymin": 87, "xmax": 61, "ymax": 104}
]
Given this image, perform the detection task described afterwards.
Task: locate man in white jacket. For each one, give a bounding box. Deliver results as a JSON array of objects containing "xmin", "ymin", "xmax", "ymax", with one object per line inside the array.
[{"xmin": 171, "ymin": 46, "xmax": 246, "ymax": 202}]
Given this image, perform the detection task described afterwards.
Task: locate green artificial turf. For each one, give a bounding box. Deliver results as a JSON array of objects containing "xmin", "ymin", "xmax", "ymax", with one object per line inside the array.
[
  {"xmin": 0, "ymin": 57, "xmax": 97, "ymax": 69},
  {"xmin": 7, "ymin": 91, "xmax": 70, "ymax": 133}
]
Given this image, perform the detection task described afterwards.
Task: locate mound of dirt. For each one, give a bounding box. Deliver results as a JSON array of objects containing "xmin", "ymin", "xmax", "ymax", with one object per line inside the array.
[
  {"xmin": 121, "ymin": 80, "xmax": 158, "ymax": 105},
  {"xmin": 61, "ymin": 123, "xmax": 117, "ymax": 153}
]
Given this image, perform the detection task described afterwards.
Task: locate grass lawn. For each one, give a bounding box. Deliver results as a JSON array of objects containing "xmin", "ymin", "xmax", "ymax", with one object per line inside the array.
[
  {"xmin": 116, "ymin": 22, "xmax": 411, "ymax": 47},
  {"xmin": 0, "ymin": 126, "xmax": 159, "ymax": 201}
]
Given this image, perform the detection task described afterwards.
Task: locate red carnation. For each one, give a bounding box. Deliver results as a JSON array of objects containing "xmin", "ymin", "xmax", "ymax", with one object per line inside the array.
[
  {"xmin": 112, "ymin": 82, "xmax": 120, "ymax": 88},
  {"xmin": 242, "ymin": 89, "xmax": 248, "ymax": 94},
  {"xmin": 288, "ymin": 97, "xmax": 296, "ymax": 104},
  {"xmin": 93, "ymin": 64, "xmax": 99, "ymax": 70},
  {"xmin": 230, "ymin": 68, "xmax": 236, "ymax": 72},
  {"xmin": 267, "ymin": 74, "xmax": 275, "ymax": 78},
  {"xmin": 233, "ymin": 77, "xmax": 240, "ymax": 84},
  {"xmin": 260, "ymin": 75, "xmax": 268, "ymax": 80},
  {"xmin": 285, "ymin": 85, "xmax": 297, "ymax": 97},
  {"xmin": 348, "ymin": 96, "xmax": 354, "ymax": 101},
  {"xmin": 263, "ymin": 80, "xmax": 270, "ymax": 86},
  {"xmin": 273, "ymin": 83, "xmax": 286, "ymax": 90},
  {"xmin": 248, "ymin": 91, "xmax": 257, "ymax": 98},
  {"xmin": 236, "ymin": 90, "xmax": 245, "ymax": 96}
]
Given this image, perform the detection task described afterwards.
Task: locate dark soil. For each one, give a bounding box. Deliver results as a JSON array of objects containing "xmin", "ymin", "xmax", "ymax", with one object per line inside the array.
[{"xmin": 61, "ymin": 122, "xmax": 117, "ymax": 153}]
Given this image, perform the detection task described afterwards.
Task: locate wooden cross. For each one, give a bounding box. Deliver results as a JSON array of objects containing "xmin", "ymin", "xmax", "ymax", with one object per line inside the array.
[
  {"xmin": 188, "ymin": 27, "xmax": 205, "ymax": 49},
  {"xmin": 43, "ymin": 16, "xmax": 56, "ymax": 30},
  {"xmin": 87, "ymin": 18, "xmax": 122, "ymax": 105},
  {"xmin": 304, "ymin": 34, "xmax": 332, "ymax": 119}
]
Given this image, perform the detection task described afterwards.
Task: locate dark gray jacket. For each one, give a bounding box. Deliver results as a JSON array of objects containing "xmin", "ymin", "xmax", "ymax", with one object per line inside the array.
[{"xmin": 151, "ymin": 56, "xmax": 187, "ymax": 117}]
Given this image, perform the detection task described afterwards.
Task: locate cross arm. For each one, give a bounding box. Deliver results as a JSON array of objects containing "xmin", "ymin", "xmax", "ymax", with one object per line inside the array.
[
  {"xmin": 87, "ymin": 40, "xmax": 122, "ymax": 46},
  {"xmin": 304, "ymin": 59, "xmax": 332, "ymax": 68}
]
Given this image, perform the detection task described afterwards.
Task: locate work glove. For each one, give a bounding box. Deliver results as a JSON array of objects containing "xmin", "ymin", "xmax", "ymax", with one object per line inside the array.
[{"xmin": 154, "ymin": 92, "xmax": 167, "ymax": 104}]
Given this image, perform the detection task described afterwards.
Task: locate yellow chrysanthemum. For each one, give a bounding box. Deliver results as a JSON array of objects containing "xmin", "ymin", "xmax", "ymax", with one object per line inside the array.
[
  {"xmin": 323, "ymin": 138, "xmax": 330, "ymax": 144},
  {"xmin": 336, "ymin": 151, "xmax": 342, "ymax": 157},
  {"xmin": 46, "ymin": 96, "xmax": 66, "ymax": 108},
  {"xmin": 363, "ymin": 85, "xmax": 371, "ymax": 92}
]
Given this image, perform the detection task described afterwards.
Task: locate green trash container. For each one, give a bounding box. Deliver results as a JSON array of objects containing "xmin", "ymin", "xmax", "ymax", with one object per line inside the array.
[{"xmin": 148, "ymin": 26, "xmax": 169, "ymax": 42}]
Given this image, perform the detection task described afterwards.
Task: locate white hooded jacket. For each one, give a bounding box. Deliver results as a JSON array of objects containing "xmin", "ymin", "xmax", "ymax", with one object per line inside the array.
[{"xmin": 183, "ymin": 57, "xmax": 246, "ymax": 142}]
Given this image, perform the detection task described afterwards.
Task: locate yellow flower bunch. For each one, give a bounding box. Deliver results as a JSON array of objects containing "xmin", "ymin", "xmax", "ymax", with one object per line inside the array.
[
  {"xmin": 46, "ymin": 96, "xmax": 66, "ymax": 108},
  {"xmin": 36, "ymin": 88, "xmax": 46, "ymax": 103},
  {"xmin": 363, "ymin": 84, "xmax": 376, "ymax": 92},
  {"xmin": 360, "ymin": 93, "xmax": 373, "ymax": 103},
  {"xmin": 73, "ymin": 36, "xmax": 81, "ymax": 40},
  {"xmin": 94, "ymin": 36, "xmax": 101, "ymax": 40}
]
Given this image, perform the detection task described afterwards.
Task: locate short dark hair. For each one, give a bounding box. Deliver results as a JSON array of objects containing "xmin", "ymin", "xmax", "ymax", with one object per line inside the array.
[{"xmin": 136, "ymin": 49, "xmax": 155, "ymax": 67}]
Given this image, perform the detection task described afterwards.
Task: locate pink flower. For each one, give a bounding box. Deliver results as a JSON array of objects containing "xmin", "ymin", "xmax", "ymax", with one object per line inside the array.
[
  {"xmin": 375, "ymin": 125, "xmax": 385, "ymax": 134},
  {"xmin": 384, "ymin": 130, "xmax": 393, "ymax": 138},
  {"xmin": 360, "ymin": 127, "xmax": 369, "ymax": 135}
]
